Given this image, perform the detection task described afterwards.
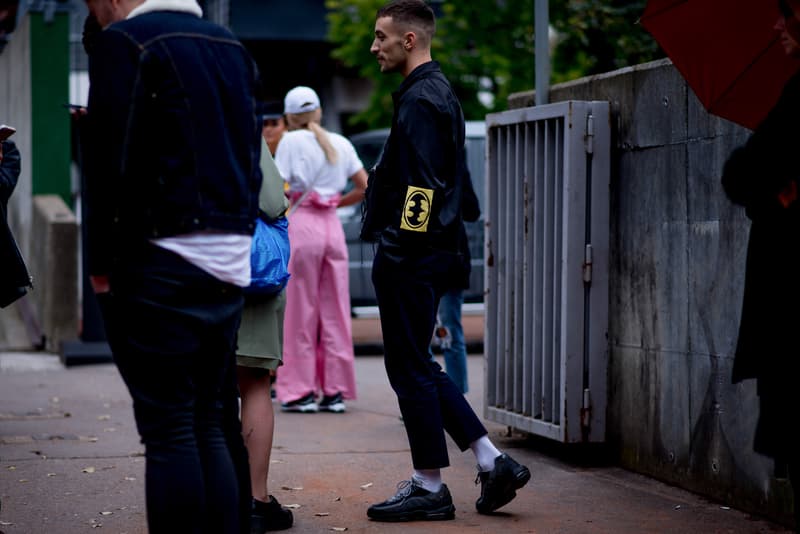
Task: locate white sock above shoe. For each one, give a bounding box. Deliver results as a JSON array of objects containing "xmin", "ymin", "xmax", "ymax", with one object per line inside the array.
[
  {"xmin": 412, "ymin": 468, "xmax": 443, "ymax": 493},
  {"xmin": 470, "ymin": 435, "xmax": 502, "ymax": 472}
]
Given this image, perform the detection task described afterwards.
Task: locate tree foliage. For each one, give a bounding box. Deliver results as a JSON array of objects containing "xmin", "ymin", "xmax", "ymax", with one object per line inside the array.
[
  {"xmin": 326, "ymin": 0, "xmax": 661, "ymax": 130},
  {"xmin": 550, "ymin": 1, "xmax": 661, "ymax": 83}
]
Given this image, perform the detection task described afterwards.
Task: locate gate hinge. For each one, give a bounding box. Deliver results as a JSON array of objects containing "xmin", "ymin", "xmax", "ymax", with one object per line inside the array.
[
  {"xmin": 580, "ymin": 388, "xmax": 592, "ymax": 430},
  {"xmin": 582, "ymin": 244, "xmax": 593, "ymax": 284},
  {"xmin": 585, "ymin": 114, "xmax": 595, "ymax": 154}
]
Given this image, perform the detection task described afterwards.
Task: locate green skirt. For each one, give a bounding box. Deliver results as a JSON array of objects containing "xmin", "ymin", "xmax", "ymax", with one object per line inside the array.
[{"xmin": 236, "ymin": 290, "xmax": 285, "ymax": 371}]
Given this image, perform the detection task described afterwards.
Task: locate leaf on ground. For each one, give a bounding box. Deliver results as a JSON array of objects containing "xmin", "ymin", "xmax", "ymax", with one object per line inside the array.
[
  {"xmin": 283, "ymin": 504, "xmax": 301, "ymax": 509},
  {"xmin": 331, "ymin": 528, "xmax": 348, "ymax": 532},
  {"xmin": 281, "ymin": 486, "xmax": 303, "ymax": 491},
  {"xmin": 6, "ymin": 466, "xmax": 15, "ymax": 470},
  {"xmin": 18, "ymin": 479, "xmax": 28, "ymax": 483},
  {"xmin": 359, "ymin": 482, "xmax": 373, "ymax": 490},
  {"xmin": 315, "ymin": 512, "xmax": 330, "ymax": 516},
  {"xmin": 0, "ymin": 521, "xmax": 13, "ymax": 526},
  {"xmin": 97, "ymin": 415, "xmax": 111, "ymax": 421},
  {"xmin": 46, "ymin": 473, "xmax": 56, "ymax": 477},
  {"xmin": 100, "ymin": 511, "xmax": 113, "ymax": 516},
  {"xmin": 124, "ymin": 477, "xmax": 137, "ymax": 481},
  {"xmin": 83, "ymin": 467, "xmax": 96, "ymax": 474}
]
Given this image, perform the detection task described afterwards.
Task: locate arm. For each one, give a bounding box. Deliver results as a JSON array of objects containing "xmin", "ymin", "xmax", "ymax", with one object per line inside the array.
[
  {"xmin": 721, "ymin": 74, "xmax": 800, "ymax": 219},
  {"xmin": 0, "ymin": 140, "xmax": 21, "ymax": 205},
  {"xmin": 338, "ymin": 167, "xmax": 367, "ymax": 208},
  {"xmin": 84, "ymin": 28, "xmax": 138, "ymax": 281}
]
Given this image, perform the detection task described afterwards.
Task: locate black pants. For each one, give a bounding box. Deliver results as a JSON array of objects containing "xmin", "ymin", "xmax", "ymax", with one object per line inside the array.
[
  {"xmin": 372, "ymin": 248, "xmax": 486, "ymax": 469},
  {"xmin": 100, "ymin": 244, "xmax": 249, "ymax": 534}
]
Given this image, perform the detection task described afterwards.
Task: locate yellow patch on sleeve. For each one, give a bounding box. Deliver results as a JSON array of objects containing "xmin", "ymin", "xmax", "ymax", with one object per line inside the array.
[{"xmin": 400, "ymin": 185, "xmax": 433, "ymax": 232}]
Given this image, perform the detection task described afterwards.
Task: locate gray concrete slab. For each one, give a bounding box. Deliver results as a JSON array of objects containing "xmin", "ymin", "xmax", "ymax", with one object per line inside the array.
[{"xmin": 0, "ymin": 348, "xmax": 792, "ymax": 534}]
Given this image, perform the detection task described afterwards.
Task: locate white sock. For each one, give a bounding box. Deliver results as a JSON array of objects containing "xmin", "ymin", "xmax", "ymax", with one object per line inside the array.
[
  {"xmin": 470, "ymin": 435, "xmax": 502, "ymax": 472},
  {"xmin": 412, "ymin": 468, "xmax": 442, "ymax": 492}
]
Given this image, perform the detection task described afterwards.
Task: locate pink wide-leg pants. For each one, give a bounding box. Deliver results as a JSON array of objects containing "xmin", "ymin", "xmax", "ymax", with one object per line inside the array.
[{"xmin": 276, "ymin": 193, "xmax": 357, "ymax": 403}]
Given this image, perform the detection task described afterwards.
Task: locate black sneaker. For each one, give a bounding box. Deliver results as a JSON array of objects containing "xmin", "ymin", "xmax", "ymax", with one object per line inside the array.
[
  {"xmin": 367, "ymin": 479, "xmax": 455, "ymax": 522},
  {"xmin": 280, "ymin": 392, "xmax": 318, "ymax": 413},
  {"xmin": 475, "ymin": 453, "xmax": 531, "ymax": 514},
  {"xmin": 319, "ymin": 392, "xmax": 346, "ymax": 413},
  {"xmin": 250, "ymin": 495, "xmax": 293, "ymax": 532}
]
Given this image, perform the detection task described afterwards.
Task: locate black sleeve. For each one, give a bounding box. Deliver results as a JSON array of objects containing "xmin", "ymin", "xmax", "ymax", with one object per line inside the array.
[
  {"xmin": 721, "ymin": 75, "xmax": 800, "ymax": 220},
  {"xmin": 0, "ymin": 140, "xmax": 21, "ymax": 205}
]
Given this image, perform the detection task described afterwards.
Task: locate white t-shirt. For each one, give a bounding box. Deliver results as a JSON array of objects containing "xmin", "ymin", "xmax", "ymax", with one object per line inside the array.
[
  {"xmin": 153, "ymin": 232, "xmax": 252, "ymax": 287},
  {"xmin": 274, "ymin": 129, "xmax": 364, "ymax": 197}
]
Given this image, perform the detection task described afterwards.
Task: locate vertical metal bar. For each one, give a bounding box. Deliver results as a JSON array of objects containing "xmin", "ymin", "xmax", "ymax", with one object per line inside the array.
[
  {"xmin": 533, "ymin": 120, "xmax": 544, "ymax": 420},
  {"xmin": 522, "ymin": 121, "xmax": 534, "ymax": 417},
  {"xmin": 552, "ymin": 117, "xmax": 564, "ymax": 425},
  {"xmin": 542, "ymin": 118, "xmax": 554, "ymax": 423},
  {"xmin": 498, "ymin": 126, "xmax": 509, "ymax": 405},
  {"xmin": 513, "ymin": 122, "xmax": 524, "ymax": 413},
  {"xmin": 485, "ymin": 125, "xmax": 498, "ymax": 409}
]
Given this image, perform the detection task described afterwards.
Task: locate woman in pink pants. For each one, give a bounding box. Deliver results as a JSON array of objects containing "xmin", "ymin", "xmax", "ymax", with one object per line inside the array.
[{"xmin": 274, "ymin": 86, "xmax": 368, "ymax": 413}]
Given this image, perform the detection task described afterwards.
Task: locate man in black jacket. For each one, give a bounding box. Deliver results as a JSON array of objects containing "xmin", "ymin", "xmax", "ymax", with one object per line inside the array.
[
  {"xmin": 83, "ymin": 1, "xmax": 261, "ymax": 532},
  {"xmin": 0, "ymin": 138, "xmax": 31, "ymax": 308},
  {"xmin": 363, "ymin": 0, "xmax": 530, "ymax": 523}
]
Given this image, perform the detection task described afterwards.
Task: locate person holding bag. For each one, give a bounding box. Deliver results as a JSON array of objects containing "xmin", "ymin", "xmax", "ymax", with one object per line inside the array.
[{"xmin": 236, "ymin": 136, "xmax": 294, "ymax": 532}]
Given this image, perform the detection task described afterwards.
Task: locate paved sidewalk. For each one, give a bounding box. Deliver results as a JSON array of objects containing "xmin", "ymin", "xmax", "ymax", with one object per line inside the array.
[{"xmin": 0, "ymin": 349, "xmax": 793, "ymax": 534}]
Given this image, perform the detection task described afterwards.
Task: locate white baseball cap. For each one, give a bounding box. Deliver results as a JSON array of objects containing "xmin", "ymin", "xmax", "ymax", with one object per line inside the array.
[{"xmin": 284, "ymin": 86, "xmax": 320, "ymax": 115}]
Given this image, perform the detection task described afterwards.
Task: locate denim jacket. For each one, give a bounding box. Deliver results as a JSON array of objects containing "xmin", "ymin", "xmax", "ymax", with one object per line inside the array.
[{"xmin": 85, "ymin": 10, "xmax": 262, "ymax": 275}]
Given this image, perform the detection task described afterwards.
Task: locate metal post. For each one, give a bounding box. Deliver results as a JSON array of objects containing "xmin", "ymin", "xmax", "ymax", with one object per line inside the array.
[{"xmin": 535, "ymin": 0, "xmax": 550, "ymax": 105}]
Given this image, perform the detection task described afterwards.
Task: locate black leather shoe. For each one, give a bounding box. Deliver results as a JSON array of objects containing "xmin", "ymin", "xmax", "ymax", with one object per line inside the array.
[
  {"xmin": 475, "ymin": 453, "xmax": 531, "ymax": 514},
  {"xmin": 367, "ymin": 479, "xmax": 456, "ymax": 522},
  {"xmin": 250, "ymin": 495, "xmax": 293, "ymax": 533}
]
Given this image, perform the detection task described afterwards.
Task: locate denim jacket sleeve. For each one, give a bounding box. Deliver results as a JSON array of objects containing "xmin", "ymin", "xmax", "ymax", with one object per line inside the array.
[{"xmin": 85, "ymin": 28, "xmax": 139, "ymax": 275}]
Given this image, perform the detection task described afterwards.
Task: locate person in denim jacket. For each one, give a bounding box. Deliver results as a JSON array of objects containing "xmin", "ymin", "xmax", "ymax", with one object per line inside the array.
[{"xmin": 83, "ymin": 1, "xmax": 262, "ymax": 532}]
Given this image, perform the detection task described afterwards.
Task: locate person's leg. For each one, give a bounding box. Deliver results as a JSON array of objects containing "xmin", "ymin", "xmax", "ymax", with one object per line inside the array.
[
  {"xmin": 106, "ymin": 247, "xmax": 244, "ymax": 534},
  {"xmin": 276, "ymin": 209, "xmax": 323, "ymax": 407},
  {"xmin": 317, "ymin": 214, "xmax": 357, "ymax": 403},
  {"xmin": 439, "ymin": 288, "xmax": 468, "ymax": 394},
  {"xmin": 237, "ymin": 367, "xmax": 275, "ymax": 502},
  {"xmin": 222, "ymin": 362, "xmax": 252, "ymax": 534}
]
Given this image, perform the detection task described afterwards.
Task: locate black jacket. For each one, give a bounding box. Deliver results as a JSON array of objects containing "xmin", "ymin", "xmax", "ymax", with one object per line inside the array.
[
  {"xmin": 1, "ymin": 140, "xmax": 31, "ymax": 307},
  {"xmin": 361, "ymin": 61, "xmax": 469, "ymax": 263},
  {"xmin": 85, "ymin": 11, "xmax": 262, "ymax": 276}
]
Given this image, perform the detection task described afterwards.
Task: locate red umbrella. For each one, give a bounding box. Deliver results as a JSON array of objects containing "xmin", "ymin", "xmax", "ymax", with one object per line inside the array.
[{"xmin": 641, "ymin": 0, "xmax": 800, "ymax": 130}]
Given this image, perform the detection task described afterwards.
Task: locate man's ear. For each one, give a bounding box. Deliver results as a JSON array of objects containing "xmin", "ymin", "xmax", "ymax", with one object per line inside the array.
[{"xmin": 403, "ymin": 31, "xmax": 416, "ymax": 51}]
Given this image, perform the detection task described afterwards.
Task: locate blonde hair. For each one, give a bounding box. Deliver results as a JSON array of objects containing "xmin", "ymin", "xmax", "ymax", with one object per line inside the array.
[{"xmin": 285, "ymin": 108, "xmax": 338, "ymax": 164}]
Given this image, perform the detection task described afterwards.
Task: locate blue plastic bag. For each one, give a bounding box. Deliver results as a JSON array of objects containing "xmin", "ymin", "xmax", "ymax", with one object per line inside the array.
[{"xmin": 245, "ymin": 214, "xmax": 290, "ymax": 296}]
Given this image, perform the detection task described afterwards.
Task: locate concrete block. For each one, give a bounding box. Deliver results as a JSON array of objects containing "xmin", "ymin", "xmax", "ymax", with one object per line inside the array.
[{"xmin": 30, "ymin": 195, "xmax": 78, "ymax": 352}]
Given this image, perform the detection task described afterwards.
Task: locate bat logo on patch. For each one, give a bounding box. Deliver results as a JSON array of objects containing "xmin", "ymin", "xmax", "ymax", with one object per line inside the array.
[{"xmin": 400, "ymin": 186, "xmax": 433, "ymax": 232}]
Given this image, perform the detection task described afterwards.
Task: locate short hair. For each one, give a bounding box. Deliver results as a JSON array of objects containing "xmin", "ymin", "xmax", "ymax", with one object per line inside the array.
[{"xmin": 376, "ymin": 0, "xmax": 436, "ymax": 43}]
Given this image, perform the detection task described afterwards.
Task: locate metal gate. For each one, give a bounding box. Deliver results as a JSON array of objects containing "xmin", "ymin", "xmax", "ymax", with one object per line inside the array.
[{"xmin": 484, "ymin": 101, "xmax": 610, "ymax": 443}]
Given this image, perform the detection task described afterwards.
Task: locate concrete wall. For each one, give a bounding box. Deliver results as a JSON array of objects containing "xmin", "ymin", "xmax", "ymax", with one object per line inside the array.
[{"xmin": 508, "ymin": 58, "xmax": 792, "ymax": 525}]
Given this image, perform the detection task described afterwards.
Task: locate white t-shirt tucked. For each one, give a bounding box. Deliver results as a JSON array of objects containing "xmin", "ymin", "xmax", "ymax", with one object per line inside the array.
[
  {"xmin": 274, "ymin": 129, "xmax": 364, "ymax": 197},
  {"xmin": 153, "ymin": 232, "xmax": 252, "ymax": 287}
]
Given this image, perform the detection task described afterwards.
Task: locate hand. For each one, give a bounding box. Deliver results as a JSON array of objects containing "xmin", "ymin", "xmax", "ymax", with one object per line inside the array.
[
  {"xmin": 778, "ymin": 180, "xmax": 797, "ymax": 208},
  {"xmin": 89, "ymin": 275, "xmax": 111, "ymax": 294}
]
